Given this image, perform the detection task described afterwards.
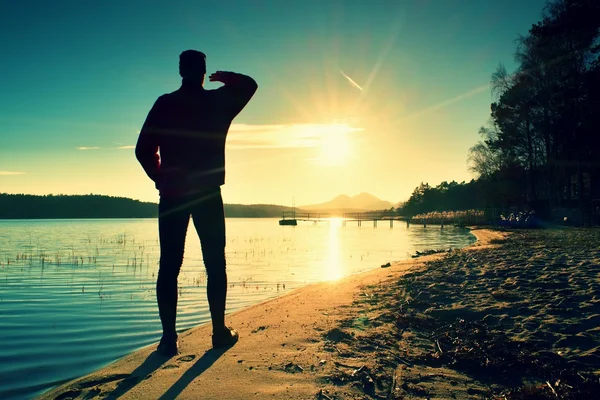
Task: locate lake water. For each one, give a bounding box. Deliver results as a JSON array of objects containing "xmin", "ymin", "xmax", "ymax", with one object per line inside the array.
[{"xmin": 0, "ymin": 218, "xmax": 475, "ymax": 399}]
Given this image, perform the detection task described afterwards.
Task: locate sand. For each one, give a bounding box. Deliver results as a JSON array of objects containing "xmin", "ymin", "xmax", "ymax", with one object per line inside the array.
[{"xmin": 39, "ymin": 227, "xmax": 600, "ymax": 400}]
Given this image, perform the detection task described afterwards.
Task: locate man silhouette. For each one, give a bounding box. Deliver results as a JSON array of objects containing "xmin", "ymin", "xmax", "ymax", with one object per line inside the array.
[{"xmin": 136, "ymin": 50, "xmax": 257, "ymax": 356}]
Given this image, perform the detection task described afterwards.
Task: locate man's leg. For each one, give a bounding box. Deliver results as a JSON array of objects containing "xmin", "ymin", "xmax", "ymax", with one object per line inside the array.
[
  {"xmin": 157, "ymin": 196, "xmax": 190, "ymax": 350},
  {"xmin": 191, "ymin": 189, "xmax": 234, "ymax": 346}
]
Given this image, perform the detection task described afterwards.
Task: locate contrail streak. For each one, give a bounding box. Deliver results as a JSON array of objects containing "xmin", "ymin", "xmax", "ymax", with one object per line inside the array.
[{"xmin": 340, "ymin": 69, "xmax": 363, "ymax": 91}]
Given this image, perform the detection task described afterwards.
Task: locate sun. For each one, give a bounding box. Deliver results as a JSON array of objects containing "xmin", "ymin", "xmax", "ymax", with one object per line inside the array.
[{"xmin": 316, "ymin": 124, "xmax": 353, "ymax": 166}]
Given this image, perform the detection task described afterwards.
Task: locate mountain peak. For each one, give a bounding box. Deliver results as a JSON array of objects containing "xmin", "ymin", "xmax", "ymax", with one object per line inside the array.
[
  {"xmin": 301, "ymin": 192, "xmax": 392, "ymax": 212},
  {"xmin": 353, "ymin": 192, "xmax": 379, "ymax": 200},
  {"xmin": 333, "ymin": 194, "xmax": 351, "ymax": 201}
]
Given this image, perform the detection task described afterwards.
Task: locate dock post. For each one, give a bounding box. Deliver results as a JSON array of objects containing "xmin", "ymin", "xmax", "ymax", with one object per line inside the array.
[
  {"xmin": 390, "ymin": 219, "xmax": 393, "ymax": 228},
  {"xmin": 374, "ymin": 220, "xmax": 377, "ymax": 227}
]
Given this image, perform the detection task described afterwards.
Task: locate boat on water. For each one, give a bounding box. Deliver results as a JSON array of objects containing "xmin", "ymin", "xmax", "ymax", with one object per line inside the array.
[
  {"xmin": 279, "ymin": 219, "xmax": 297, "ymax": 226},
  {"xmin": 279, "ymin": 197, "xmax": 298, "ymax": 226}
]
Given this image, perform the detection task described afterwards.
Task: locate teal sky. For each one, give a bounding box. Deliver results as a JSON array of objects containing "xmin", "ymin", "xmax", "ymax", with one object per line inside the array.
[{"xmin": 0, "ymin": 0, "xmax": 547, "ymax": 205}]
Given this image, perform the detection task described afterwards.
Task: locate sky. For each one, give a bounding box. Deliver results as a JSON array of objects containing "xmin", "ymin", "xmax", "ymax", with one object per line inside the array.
[{"xmin": 0, "ymin": 0, "xmax": 548, "ymax": 206}]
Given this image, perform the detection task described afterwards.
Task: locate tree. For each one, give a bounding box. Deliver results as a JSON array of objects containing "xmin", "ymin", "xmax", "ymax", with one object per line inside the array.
[{"xmin": 473, "ymin": 0, "xmax": 600, "ymax": 216}]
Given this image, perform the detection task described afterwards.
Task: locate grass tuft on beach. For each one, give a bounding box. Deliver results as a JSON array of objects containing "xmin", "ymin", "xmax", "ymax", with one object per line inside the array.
[{"xmin": 320, "ymin": 228, "xmax": 600, "ymax": 399}]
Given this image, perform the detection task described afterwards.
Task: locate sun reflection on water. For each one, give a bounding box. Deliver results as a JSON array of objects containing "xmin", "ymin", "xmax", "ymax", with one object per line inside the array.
[{"xmin": 323, "ymin": 218, "xmax": 344, "ymax": 281}]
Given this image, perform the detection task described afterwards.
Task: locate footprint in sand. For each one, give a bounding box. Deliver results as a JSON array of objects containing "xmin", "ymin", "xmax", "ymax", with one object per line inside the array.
[
  {"xmin": 54, "ymin": 374, "xmax": 130, "ymax": 399},
  {"xmin": 162, "ymin": 354, "xmax": 196, "ymax": 369},
  {"xmin": 177, "ymin": 354, "xmax": 196, "ymax": 363},
  {"xmin": 252, "ymin": 325, "xmax": 268, "ymax": 333},
  {"xmin": 77, "ymin": 374, "xmax": 131, "ymax": 388}
]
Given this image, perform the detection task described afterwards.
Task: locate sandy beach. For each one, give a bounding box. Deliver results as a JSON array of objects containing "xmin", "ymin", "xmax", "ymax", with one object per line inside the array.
[{"xmin": 40, "ymin": 228, "xmax": 600, "ymax": 400}]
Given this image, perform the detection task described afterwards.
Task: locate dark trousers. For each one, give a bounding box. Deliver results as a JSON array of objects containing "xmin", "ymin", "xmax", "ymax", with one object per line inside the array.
[{"xmin": 157, "ymin": 188, "xmax": 227, "ymax": 339}]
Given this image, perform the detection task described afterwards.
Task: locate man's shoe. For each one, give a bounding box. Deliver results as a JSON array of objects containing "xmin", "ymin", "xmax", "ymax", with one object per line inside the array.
[
  {"xmin": 157, "ymin": 336, "xmax": 179, "ymax": 357},
  {"xmin": 212, "ymin": 327, "xmax": 239, "ymax": 349}
]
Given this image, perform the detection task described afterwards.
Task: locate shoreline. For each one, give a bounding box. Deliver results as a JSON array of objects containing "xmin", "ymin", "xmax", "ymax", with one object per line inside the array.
[{"xmin": 39, "ymin": 227, "xmax": 493, "ymax": 399}]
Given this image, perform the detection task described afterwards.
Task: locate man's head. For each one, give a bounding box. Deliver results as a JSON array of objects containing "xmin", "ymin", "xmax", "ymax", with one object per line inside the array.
[{"xmin": 179, "ymin": 50, "xmax": 206, "ymax": 80}]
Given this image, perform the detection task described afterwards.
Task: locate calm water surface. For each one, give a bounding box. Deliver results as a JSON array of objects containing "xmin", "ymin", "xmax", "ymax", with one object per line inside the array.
[{"xmin": 0, "ymin": 218, "xmax": 475, "ymax": 399}]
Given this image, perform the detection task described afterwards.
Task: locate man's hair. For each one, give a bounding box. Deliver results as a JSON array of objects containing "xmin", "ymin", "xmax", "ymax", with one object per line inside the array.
[{"xmin": 179, "ymin": 50, "xmax": 206, "ymax": 78}]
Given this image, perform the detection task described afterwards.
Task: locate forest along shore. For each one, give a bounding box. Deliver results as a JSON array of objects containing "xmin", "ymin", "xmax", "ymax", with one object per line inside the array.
[
  {"xmin": 39, "ymin": 228, "xmax": 600, "ymax": 400},
  {"xmin": 320, "ymin": 228, "xmax": 600, "ymax": 399}
]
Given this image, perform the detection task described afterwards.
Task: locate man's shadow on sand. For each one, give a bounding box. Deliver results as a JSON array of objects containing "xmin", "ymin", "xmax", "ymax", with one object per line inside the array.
[
  {"xmin": 104, "ymin": 347, "xmax": 228, "ymax": 400},
  {"xmin": 158, "ymin": 347, "xmax": 229, "ymax": 400}
]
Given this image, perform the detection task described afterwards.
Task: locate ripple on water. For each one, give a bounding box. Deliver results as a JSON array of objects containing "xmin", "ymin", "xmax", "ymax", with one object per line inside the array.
[{"xmin": 0, "ymin": 218, "xmax": 475, "ymax": 399}]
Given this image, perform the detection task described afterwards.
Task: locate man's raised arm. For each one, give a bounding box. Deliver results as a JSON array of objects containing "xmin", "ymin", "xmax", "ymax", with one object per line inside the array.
[{"xmin": 209, "ymin": 71, "xmax": 258, "ymax": 118}]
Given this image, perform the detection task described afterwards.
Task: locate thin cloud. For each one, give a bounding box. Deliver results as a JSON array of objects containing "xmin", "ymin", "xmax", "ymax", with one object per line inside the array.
[
  {"xmin": 76, "ymin": 146, "xmax": 100, "ymax": 150},
  {"xmin": 0, "ymin": 171, "xmax": 26, "ymax": 176},
  {"xmin": 94, "ymin": 124, "xmax": 364, "ymax": 151},
  {"xmin": 227, "ymin": 123, "xmax": 363, "ymax": 150},
  {"xmin": 340, "ymin": 70, "xmax": 363, "ymax": 91}
]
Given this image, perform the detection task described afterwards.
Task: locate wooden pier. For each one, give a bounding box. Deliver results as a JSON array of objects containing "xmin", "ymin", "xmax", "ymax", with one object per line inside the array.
[
  {"xmin": 343, "ymin": 211, "xmax": 408, "ymax": 227},
  {"xmin": 279, "ymin": 211, "xmax": 409, "ymax": 227},
  {"xmin": 278, "ymin": 212, "xmax": 331, "ymax": 225}
]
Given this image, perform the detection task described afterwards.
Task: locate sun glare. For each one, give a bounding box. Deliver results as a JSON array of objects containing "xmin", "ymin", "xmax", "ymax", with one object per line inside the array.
[
  {"xmin": 310, "ymin": 123, "xmax": 356, "ymax": 166},
  {"xmin": 324, "ymin": 218, "xmax": 344, "ymax": 281},
  {"xmin": 320, "ymin": 129, "xmax": 350, "ymax": 166}
]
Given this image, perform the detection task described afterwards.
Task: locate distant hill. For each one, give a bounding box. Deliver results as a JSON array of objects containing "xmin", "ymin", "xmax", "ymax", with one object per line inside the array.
[
  {"xmin": 0, "ymin": 193, "xmax": 293, "ymax": 219},
  {"xmin": 0, "ymin": 194, "xmax": 158, "ymax": 219},
  {"xmin": 224, "ymin": 204, "xmax": 294, "ymax": 218},
  {"xmin": 301, "ymin": 192, "xmax": 393, "ymax": 213}
]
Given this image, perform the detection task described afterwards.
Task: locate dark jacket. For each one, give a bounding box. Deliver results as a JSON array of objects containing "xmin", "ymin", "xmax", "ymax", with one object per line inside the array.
[{"xmin": 136, "ymin": 74, "xmax": 257, "ymax": 197}]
